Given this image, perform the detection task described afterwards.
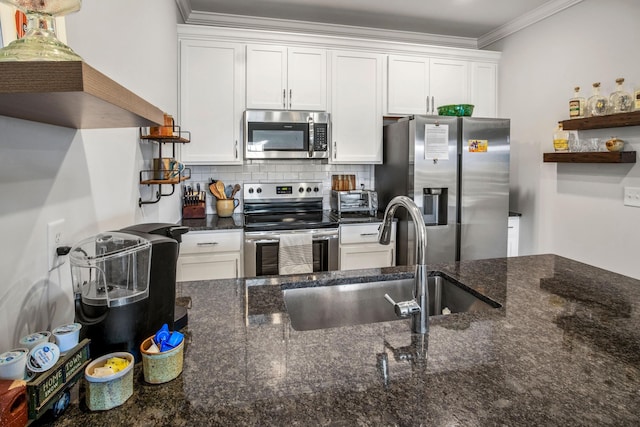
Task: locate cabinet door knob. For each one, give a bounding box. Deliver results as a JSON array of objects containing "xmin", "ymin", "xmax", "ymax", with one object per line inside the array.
[
  {"xmin": 289, "ymin": 89, "xmax": 292, "ymax": 109},
  {"xmin": 283, "ymin": 89, "xmax": 286, "ymax": 108}
]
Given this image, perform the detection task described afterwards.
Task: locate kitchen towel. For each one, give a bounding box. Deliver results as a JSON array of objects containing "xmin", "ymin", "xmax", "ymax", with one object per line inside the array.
[{"xmin": 278, "ymin": 233, "xmax": 313, "ymax": 275}]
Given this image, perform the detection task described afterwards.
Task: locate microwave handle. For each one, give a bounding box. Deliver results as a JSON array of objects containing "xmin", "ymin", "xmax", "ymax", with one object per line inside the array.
[{"xmin": 308, "ymin": 116, "xmax": 315, "ymax": 158}]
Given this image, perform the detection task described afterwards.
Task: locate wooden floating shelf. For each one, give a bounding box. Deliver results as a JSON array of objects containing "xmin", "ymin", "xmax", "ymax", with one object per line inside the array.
[
  {"xmin": 0, "ymin": 61, "xmax": 164, "ymax": 129},
  {"xmin": 140, "ymin": 135, "xmax": 190, "ymax": 144},
  {"xmin": 543, "ymin": 151, "xmax": 636, "ymax": 163},
  {"xmin": 560, "ymin": 111, "xmax": 640, "ymax": 131},
  {"xmin": 140, "ymin": 176, "xmax": 189, "ymax": 185}
]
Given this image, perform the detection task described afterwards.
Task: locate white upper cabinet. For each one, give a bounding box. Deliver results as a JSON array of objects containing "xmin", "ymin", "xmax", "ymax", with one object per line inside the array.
[
  {"xmin": 330, "ymin": 50, "xmax": 384, "ymax": 164},
  {"xmin": 387, "ymin": 55, "xmax": 471, "ymax": 115},
  {"xmin": 429, "ymin": 58, "xmax": 469, "ymax": 110},
  {"xmin": 246, "ymin": 45, "xmax": 327, "ymax": 111},
  {"xmin": 387, "ymin": 55, "xmax": 430, "ymax": 114},
  {"xmin": 470, "ymin": 61, "xmax": 498, "ymax": 118},
  {"xmin": 179, "ymin": 39, "xmax": 244, "ymax": 164}
]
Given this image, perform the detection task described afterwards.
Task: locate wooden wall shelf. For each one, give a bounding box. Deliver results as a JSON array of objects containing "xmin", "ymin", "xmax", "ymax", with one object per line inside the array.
[
  {"xmin": 560, "ymin": 111, "xmax": 640, "ymax": 131},
  {"xmin": 0, "ymin": 61, "xmax": 164, "ymax": 129},
  {"xmin": 543, "ymin": 151, "xmax": 636, "ymax": 163}
]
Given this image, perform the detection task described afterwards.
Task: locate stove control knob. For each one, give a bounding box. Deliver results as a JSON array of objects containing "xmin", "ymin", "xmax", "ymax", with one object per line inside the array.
[
  {"xmin": 298, "ymin": 187, "xmax": 305, "ymax": 194},
  {"xmin": 256, "ymin": 188, "xmax": 262, "ymax": 194},
  {"xmin": 248, "ymin": 187, "xmax": 254, "ymax": 194},
  {"xmin": 313, "ymin": 187, "xmax": 319, "ymax": 193},
  {"xmin": 306, "ymin": 187, "xmax": 312, "ymax": 193}
]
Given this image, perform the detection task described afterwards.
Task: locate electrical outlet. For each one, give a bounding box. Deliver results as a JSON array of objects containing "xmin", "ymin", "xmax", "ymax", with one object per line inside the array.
[
  {"xmin": 47, "ymin": 219, "xmax": 65, "ymax": 270},
  {"xmin": 624, "ymin": 187, "xmax": 640, "ymax": 208}
]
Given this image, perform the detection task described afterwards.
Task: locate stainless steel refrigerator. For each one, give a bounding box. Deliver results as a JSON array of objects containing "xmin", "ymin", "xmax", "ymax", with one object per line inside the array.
[{"xmin": 375, "ymin": 115, "xmax": 510, "ymax": 265}]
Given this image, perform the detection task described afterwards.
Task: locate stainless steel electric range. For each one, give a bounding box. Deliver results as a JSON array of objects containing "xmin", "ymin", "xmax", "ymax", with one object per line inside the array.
[{"xmin": 243, "ymin": 182, "xmax": 339, "ymax": 277}]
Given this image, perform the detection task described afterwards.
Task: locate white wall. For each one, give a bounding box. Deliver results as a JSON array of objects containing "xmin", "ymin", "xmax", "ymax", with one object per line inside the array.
[
  {"xmin": 489, "ymin": 0, "xmax": 640, "ymax": 278},
  {"xmin": 0, "ymin": 0, "xmax": 180, "ymax": 351}
]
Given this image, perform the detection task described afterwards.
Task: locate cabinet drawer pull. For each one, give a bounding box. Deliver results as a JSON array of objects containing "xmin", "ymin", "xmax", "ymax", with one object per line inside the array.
[
  {"xmin": 197, "ymin": 242, "xmax": 219, "ymax": 246},
  {"xmin": 360, "ymin": 233, "xmax": 378, "ymax": 236}
]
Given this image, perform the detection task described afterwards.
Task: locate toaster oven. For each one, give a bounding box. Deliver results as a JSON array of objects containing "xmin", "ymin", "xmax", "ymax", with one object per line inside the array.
[{"xmin": 330, "ymin": 190, "xmax": 378, "ymax": 216}]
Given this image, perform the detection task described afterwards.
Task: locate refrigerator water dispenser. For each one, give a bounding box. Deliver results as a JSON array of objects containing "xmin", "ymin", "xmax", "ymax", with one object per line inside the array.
[{"xmin": 423, "ymin": 188, "xmax": 448, "ymax": 226}]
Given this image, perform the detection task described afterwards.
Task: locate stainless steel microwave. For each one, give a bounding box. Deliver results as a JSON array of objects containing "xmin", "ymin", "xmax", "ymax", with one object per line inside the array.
[{"xmin": 244, "ymin": 110, "xmax": 330, "ymax": 160}]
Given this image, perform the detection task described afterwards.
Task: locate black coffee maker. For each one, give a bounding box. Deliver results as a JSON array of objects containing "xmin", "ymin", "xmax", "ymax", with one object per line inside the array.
[{"xmin": 71, "ymin": 223, "xmax": 187, "ymax": 360}]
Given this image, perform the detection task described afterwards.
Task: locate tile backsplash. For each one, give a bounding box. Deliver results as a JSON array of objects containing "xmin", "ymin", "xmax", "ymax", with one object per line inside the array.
[{"xmin": 188, "ymin": 161, "xmax": 375, "ymax": 215}]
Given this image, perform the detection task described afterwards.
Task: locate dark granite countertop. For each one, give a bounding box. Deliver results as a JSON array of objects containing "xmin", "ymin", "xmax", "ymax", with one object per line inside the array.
[
  {"xmin": 41, "ymin": 255, "xmax": 640, "ymax": 426},
  {"xmin": 178, "ymin": 211, "xmax": 385, "ymax": 231},
  {"xmin": 179, "ymin": 214, "xmax": 244, "ymax": 231}
]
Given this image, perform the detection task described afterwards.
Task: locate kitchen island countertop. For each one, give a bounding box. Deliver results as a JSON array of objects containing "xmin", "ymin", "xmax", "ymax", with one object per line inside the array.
[{"xmin": 42, "ymin": 255, "xmax": 640, "ymax": 426}]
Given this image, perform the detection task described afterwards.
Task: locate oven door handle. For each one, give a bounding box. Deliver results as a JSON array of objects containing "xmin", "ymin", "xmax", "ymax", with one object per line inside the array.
[
  {"xmin": 245, "ymin": 230, "xmax": 338, "ymax": 243},
  {"xmin": 247, "ymin": 236, "xmax": 337, "ymax": 245}
]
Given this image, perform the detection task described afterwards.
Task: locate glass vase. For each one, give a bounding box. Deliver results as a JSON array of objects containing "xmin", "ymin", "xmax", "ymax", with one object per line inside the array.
[{"xmin": 0, "ymin": 0, "xmax": 82, "ymax": 61}]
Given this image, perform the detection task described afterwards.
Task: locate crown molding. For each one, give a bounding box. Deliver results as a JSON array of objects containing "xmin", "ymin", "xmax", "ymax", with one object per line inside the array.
[
  {"xmin": 175, "ymin": 0, "xmax": 478, "ymax": 49},
  {"xmin": 176, "ymin": 0, "xmax": 583, "ymax": 51},
  {"xmin": 478, "ymin": 0, "xmax": 584, "ymax": 48},
  {"xmin": 175, "ymin": 0, "xmax": 192, "ymax": 23},
  {"xmin": 178, "ymin": 24, "xmax": 502, "ymax": 62}
]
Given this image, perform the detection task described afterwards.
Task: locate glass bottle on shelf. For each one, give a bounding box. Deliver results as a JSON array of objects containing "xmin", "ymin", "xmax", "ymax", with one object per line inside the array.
[
  {"xmin": 553, "ymin": 124, "xmax": 569, "ymax": 152},
  {"xmin": 569, "ymin": 86, "xmax": 585, "ymax": 119},
  {"xmin": 608, "ymin": 78, "xmax": 633, "ymax": 114},
  {"xmin": 587, "ymin": 82, "xmax": 608, "ymax": 117}
]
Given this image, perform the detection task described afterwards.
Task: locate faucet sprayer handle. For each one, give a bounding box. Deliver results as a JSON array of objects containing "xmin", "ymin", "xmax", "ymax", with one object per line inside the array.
[{"xmin": 384, "ymin": 293, "xmax": 421, "ymax": 318}]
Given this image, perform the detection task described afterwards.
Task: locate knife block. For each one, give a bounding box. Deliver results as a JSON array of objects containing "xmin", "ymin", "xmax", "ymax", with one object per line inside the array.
[{"xmin": 182, "ymin": 202, "xmax": 205, "ymax": 219}]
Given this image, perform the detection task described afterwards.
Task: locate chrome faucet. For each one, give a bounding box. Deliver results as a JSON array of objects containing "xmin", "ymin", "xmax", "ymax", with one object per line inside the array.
[{"xmin": 378, "ymin": 196, "xmax": 429, "ymax": 334}]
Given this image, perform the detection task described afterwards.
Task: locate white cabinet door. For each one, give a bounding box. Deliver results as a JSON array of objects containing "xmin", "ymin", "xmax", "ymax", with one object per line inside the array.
[
  {"xmin": 177, "ymin": 230, "xmax": 243, "ymax": 281},
  {"xmin": 340, "ymin": 245, "xmax": 395, "ymax": 271},
  {"xmin": 429, "ymin": 58, "xmax": 469, "ymax": 109},
  {"xmin": 507, "ymin": 216, "xmax": 520, "ymax": 257},
  {"xmin": 177, "ymin": 252, "xmax": 241, "ymax": 281},
  {"xmin": 246, "ymin": 45, "xmax": 327, "ymax": 111},
  {"xmin": 288, "ymin": 47, "xmax": 327, "ymax": 111},
  {"xmin": 330, "ymin": 50, "xmax": 384, "ymax": 164},
  {"xmin": 387, "ymin": 55, "xmax": 471, "ymax": 115},
  {"xmin": 246, "ymin": 45, "xmax": 287, "ymax": 110},
  {"xmin": 339, "ymin": 223, "xmax": 395, "ymax": 270},
  {"xmin": 471, "ymin": 61, "xmax": 498, "ymax": 118},
  {"xmin": 388, "ymin": 55, "xmax": 430, "ymax": 114},
  {"xmin": 179, "ymin": 39, "xmax": 244, "ymax": 164}
]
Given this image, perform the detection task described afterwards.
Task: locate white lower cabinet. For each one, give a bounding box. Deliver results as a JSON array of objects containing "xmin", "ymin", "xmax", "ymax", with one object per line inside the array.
[
  {"xmin": 339, "ymin": 222, "xmax": 396, "ymax": 270},
  {"xmin": 177, "ymin": 230, "xmax": 243, "ymax": 281},
  {"xmin": 507, "ymin": 216, "xmax": 520, "ymax": 257}
]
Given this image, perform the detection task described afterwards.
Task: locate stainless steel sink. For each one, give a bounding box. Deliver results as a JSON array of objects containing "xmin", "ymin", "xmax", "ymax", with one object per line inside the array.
[{"xmin": 283, "ymin": 272, "xmax": 501, "ymax": 331}]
